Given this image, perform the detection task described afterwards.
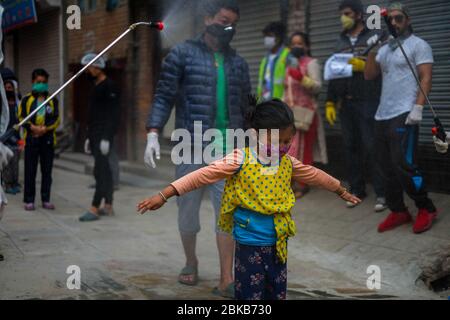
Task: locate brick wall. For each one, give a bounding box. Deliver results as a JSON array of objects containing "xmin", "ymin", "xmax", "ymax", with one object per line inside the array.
[
  {"xmin": 66, "ymin": 0, "xmax": 129, "ymax": 64},
  {"xmin": 15, "ymin": 9, "xmax": 61, "ymax": 101}
]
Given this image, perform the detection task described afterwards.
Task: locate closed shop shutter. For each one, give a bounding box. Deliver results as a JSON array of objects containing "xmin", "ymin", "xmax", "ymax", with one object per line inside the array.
[
  {"xmin": 17, "ymin": 9, "xmax": 61, "ymax": 105},
  {"xmin": 232, "ymin": 0, "xmax": 282, "ymax": 90}
]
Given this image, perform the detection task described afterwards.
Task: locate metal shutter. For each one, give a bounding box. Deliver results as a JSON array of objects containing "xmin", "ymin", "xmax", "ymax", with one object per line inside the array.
[
  {"xmin": 309, "ymin": 0, "xmax": 450, "ymax": 143},
  {"xmin": 232, "ymin": 0, "xmax": 282, "ymax": 90}
]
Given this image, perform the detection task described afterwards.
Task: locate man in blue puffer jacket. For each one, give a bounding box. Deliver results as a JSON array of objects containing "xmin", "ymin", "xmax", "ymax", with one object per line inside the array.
[{"xmin": 144, "ymin": 0, "xmax": 251, "ymax": 298}]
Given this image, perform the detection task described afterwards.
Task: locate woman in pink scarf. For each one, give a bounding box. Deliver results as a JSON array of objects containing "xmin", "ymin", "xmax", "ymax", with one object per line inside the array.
[{"xmin": 284, "ymin": 32, "xmax": 328, "ymax": 198}]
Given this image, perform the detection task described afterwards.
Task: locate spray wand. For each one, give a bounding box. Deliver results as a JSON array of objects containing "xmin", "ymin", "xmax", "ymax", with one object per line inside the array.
[{"xmin": 0, "ymin": 21, "xmax": 164, "ymax": 143}]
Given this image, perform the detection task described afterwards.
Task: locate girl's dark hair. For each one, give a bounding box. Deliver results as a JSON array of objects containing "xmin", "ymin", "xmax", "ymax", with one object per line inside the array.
[
  {"xmin": 203, "ymin": 0, "xmax": 240, "ymax": 17},
  {"xmin": 246, "ymin": 96, "xmax": 295, "ymax": 131},
  {"xmin": 289, "ymin": 31, "xmax": 312, "ymax": 56},
  {"xmin": 31, "ymin": 68, "xmax": 49, "ymax": 81}
]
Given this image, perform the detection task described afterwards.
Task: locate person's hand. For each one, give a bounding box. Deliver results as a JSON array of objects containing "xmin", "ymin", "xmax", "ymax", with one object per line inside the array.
[
  {"xmin": 325, "ymin": 101, "xmax": 337, "ymax": 126},
  {"xmin": 137, "ymin": 194, "xmax": 166, "ymax": 214},
  {"xmin": 348, "ymin": 57, "xmax": 366, "ymax": 72},
  {"xmin": 288, "ymin": 67, "xmax": 304, "ymax": 81},
  {"xmin": 366, "ymin": 34, "xmax": 382, "ymax": 54},
  {"xmin": 84, "ymin": 139, "xmax": 91, "ymax": 154},
  {"xmin": 433, "ymin": 133, "xmax": 449, "ymax": 154},
  {"xmin": 405, "ymin": 104, "xmax": 424, "ymax": 125},
  {"xmin": 340, "ymin": 191, "xmax": 362, "ymax": 205},
  {"xmin": 30, "ymin": 125, "xmax": 46, "ymax": 138},
  {"xmin": 100, "ymin": 139, "xmax": 110, "ymax": 156},
  {"xmin": 144, "ymin": 132, "xmax": 160, "ymax": 169},
  {"xmin": 0, "ymin": 142, "xmax": 13, "ymax": 170},
  {"xmin": 30, "ymin": 124, "xmax": 40, "ymax": 137}
]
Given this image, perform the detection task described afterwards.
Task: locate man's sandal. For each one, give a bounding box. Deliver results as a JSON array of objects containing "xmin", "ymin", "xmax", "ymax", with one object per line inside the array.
[{"xmin": 178, "ymin": 265, "xmax": 198, "ymax": 286}]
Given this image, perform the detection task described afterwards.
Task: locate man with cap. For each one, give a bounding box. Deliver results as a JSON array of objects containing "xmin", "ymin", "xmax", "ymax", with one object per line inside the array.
[
  {"xmin": 365, "ymin": 2, "xmax": 438, "ymax": 234},
  {"xmin": 325, "ymin": 0, "xmax": 386, "ymax": 212},
  {"xmin": 79, "ymin": 53, "xmax": 120, "ymax": 222}
]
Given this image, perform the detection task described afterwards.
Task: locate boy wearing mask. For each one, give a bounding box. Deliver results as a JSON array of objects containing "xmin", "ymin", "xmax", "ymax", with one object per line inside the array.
[
  {"xmin": 18, "ymin": 68, "xmax": 60, "ymax": 211},
  {"xmin": 257, "ymin": 21, "xmax": 290, "ymax": 101}
]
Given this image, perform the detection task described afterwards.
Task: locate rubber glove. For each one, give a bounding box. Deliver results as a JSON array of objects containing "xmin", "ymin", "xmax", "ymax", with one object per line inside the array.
[
  {"xmin": 84, "ymin": 139, "xmax": 91, "ymax": 155},
  {"xmin": 288, "ymin": 67, "xmax": 304, "ymax": 81},
  {"xmin": 325, "ymin": 101, "xmax": 337, "ymax": 126},
  {"xmin": 433, "ymin": 133, "xmax": 449, "ymax": 154},
  {"xmin": 405, "ymin": 104, "xmax": 424, "ymax": 125},
  {"xmin": 100, "ymin": 140, "xmax": 110, "ymax": 156},
  {"xmin": 348, "ymin": 57, "xmax": 366, "ymax": 72},
  {"xmin": 144, "ymin": 132, "xmax": 160, "ymax": 169}
]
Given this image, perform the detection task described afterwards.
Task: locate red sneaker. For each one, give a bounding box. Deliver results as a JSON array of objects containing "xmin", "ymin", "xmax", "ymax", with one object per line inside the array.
[
  {"xmin": 378, "ymin": 211, "xmax": 412, "ymax": 233},
  {"xmin": 413, "ymin": 209, "xmax": 437, "ymax": 234}
]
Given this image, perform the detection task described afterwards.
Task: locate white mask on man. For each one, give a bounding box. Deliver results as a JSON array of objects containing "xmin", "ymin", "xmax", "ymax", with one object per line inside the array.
[{"xmin": 264, "ymin": 36, "xmax": 276, "ymax": 50}]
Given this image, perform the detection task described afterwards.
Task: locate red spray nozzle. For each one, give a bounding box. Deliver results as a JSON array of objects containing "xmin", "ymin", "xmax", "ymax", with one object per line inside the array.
[
  {"xmin": 155, "ymin": 22, "xmax": 164, "ymax": 31},
  {"xmin": 149, "ymin": 21, "xmax": 164, "ymax": 31},
  {"xmin": 432, "ymin": 127, "xmax": 438, "ymax": 136},
  {"xmin": 380, "ymin": 8, "xmax": 388, "ymax": 17}
]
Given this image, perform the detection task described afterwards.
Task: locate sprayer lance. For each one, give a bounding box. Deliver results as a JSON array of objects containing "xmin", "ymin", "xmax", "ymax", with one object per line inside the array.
[{"xmin": 0, "ymin": 21, "xmax": 164, "ymax": 143}]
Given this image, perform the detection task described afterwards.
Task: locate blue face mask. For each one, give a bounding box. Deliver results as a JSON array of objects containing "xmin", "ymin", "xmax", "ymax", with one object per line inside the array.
[{"xmin": 32, "ymin": 82, "xmax": 49, "ymax": 94}]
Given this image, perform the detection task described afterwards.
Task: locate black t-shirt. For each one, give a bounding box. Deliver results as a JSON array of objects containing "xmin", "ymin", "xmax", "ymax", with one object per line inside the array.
[{"xmin": 87, "ymin": 78, "xmax": 120, "ymax": 141}]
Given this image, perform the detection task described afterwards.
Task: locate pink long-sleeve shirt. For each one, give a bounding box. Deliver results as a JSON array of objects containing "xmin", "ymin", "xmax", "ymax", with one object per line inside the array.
[{"xmin": 171, "ymin": 148, "xmax": 341, "ymax": 196}]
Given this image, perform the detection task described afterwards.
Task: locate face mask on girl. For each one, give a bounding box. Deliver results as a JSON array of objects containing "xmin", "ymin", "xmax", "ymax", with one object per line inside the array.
[
  {"xmin": 258, "ymin": 141, "xmax": 291, "ymax": 158},
  {"xmin": 290, "ymin": 47, "xmax": 305, "ymax": 58}
]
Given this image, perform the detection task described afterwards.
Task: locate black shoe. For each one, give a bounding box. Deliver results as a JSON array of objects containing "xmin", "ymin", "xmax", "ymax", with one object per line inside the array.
[{"xmin": 0, "ymin": 254, "xmax": 4, "ymax": 261}]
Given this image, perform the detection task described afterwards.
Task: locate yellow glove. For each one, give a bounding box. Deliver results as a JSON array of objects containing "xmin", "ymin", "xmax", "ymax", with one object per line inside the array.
[
  {"xmin": 325, "ymin": 101, "xmax": 336, "ymax": 126},
  {"xmin": 301, "ymin": 76, "xmax": 316, "ymax": 89},
  {"xmin": 348, "ymin": 57, "xmax": 366, "ymax": 72}
]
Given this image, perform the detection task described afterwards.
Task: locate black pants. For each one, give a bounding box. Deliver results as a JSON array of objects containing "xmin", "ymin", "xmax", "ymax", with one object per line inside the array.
[
  {"xmin": 374, "ymin": 113, "xmax": 436, "ymax": 213},
  {"xmin": 340, "ymin": 101, "xmax": 385, "ymax": 197},
  {"xmin": 24, "ymin": 136, "xmax": 54, "ymax": 203},
  {"xmin": 90, "ymin": 137, "xmax": 113, "ymax": 208}
]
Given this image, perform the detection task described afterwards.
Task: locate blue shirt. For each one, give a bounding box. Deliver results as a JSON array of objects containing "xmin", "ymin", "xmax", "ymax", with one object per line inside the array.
[{"xmin": 233, "ymin": 206, "xmax": 277, "ymax": 246}]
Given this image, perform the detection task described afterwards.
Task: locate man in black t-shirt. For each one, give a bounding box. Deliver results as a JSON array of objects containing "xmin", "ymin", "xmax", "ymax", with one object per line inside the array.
[{"xmin": 79, "ymin": 54, "xmax": 120, "ymax": 222}]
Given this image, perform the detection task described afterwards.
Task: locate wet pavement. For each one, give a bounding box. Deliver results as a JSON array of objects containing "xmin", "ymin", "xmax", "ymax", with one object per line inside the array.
[{"xmin": 0, "ymin": 154, "xmax": 449, "ymax": 300}]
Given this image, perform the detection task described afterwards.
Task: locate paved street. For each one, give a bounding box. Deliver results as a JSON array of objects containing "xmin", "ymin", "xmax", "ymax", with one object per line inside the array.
[{"xmin": 0, "ymin": 153, "xmax": 449, "ymax": 300}]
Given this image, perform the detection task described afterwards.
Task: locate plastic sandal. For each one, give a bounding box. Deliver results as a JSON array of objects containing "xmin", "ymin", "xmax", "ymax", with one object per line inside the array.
[
  {"xmin": 79, "ymin": 212, "xmax": 100, "ymax": 222},
  {"xmin": 212, "ymin": 283, "xmax": 234, "ymax": 299},
  {"xmin": 178, "ymin": 265, "xmax": 198, "ymax": 286}
]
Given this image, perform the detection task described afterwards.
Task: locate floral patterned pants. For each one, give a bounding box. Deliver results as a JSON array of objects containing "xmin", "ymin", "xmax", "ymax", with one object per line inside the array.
[{"xmin": 234, "ymin": 242, "xmax": 287, "ymax": 300}]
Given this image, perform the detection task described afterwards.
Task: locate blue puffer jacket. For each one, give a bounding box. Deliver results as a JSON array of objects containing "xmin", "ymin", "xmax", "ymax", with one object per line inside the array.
[{"xmin": 146, "ymin": 34, "xmax": 251, "ymax": 137}]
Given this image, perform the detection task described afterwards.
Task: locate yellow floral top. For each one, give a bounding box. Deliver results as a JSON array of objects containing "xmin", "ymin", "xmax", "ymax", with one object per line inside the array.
[
  {"xmin": 170, "ymin": 147, "xmax": 341, "ymax": 264},
  {"xmin": 218, "ymin": 147, "xmax": 296, "ymax": 263}
]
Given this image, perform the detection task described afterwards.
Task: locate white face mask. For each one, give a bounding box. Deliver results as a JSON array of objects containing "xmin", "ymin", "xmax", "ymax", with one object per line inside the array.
[{"xmin": 264, "ymin": 36, "xmax": 276, "ymax": 50}]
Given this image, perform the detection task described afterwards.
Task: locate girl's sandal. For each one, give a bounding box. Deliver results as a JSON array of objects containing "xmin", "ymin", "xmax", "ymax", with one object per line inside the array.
[
  {"xmin": 212, "ymin": 283, "xmax": 234, "ymax": 299},
  {"xmin": 178, "ymin": 265, "xmax": 198, "ymax": 286}
]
